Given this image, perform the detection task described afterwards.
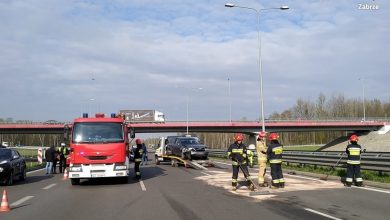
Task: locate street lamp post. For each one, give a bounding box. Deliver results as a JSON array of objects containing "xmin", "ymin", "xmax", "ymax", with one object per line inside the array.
[
  {"xmin": 359, "ymin": 78, "xmax": 366, "ymax": 121},
  {"xmin": 225, "ymin": 3, "xmax": 289, "ymax": 132},
  {"xmin": 228, "ymin": 73, "xmax": 232, "ymax": 123}
]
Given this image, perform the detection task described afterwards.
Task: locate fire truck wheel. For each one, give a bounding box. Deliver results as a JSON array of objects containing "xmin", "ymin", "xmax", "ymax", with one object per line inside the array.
[{"xmin": 155, "ymin": 155, "xmax": 160, "ymax": 165}]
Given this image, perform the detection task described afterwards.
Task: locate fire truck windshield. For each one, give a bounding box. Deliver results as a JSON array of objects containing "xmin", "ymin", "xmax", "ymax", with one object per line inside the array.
[{"xmin": 72, "ymin": 122, "xmax": 124, "ymax": 143}]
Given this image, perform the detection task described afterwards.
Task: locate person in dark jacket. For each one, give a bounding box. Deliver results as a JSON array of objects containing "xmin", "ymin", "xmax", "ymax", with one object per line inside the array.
[
  {"xmin": 52, "ymin": 147, "xmax": 60, "ymax": 174},
  {"xmin": 141, "ymin": 143, "xmax": 148, "ymax": 165},
  {"xmin": 345, "ymin": 134, "xmax": 364, "ymax": 187},
  {"xmin": 133, "ymin": 139, "xmax": 144, "ymax": 179},
  {"xmin": 267, "ymin": 133, "xmax": 284, "ymax": 189},
  {"xmin": 227, "ymin": 133, "xmax": 255, "ymax": 191},
  {"xmin": 45, "ymin": 146, "xmax": 56, "ymax": 175}
]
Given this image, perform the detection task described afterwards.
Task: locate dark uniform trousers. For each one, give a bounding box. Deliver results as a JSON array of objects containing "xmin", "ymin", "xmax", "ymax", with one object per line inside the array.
[
  {"xmin": 270, "ymin": 163, "xmax": 284, "ymax": 187},
  {"xmin": 232, "ymin": 163, "xmax": 250, "ymax": 187},
  {"xmin": 134, "ymin": 159, "xmax": 141, "ymax": 178},
  {"xmin": 346, "ymin": 144, "xmax": 363, "ymax": 186}
]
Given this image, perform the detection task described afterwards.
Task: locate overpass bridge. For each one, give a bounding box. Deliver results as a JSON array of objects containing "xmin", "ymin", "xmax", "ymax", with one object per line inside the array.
[{"xmin": 0, "ymin": 120, "xmax": 386, "ymax": 134}]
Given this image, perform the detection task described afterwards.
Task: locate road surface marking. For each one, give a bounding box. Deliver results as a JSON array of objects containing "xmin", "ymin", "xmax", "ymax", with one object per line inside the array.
[
  {"xmin": 42, "ymin": 183, "xmax": 56, "ymax": 190},
  {"xmin": 353, "ymin": 186, "xmax": 390, "ymax": 194},
  {"xmin": 304, "ymin": 208, "xmax": 342, "ymax": 220},
  {"xmin": 284, "ymin": 173, "xmax": 323, "ymax": 182},
  {"xmin": 201, "ymin": 171, "xmax": 211, "ymax": 176},
  {"xmin": 10, "ymin": 196, "xmax": 34, "ymax": 207},
  {"xmin": 27, "ymin": 168, "xmax": 45, "ymax": 174},
  {"xmin": 139, "ymin": 180, "xmax": 146, "ymax": 191}
]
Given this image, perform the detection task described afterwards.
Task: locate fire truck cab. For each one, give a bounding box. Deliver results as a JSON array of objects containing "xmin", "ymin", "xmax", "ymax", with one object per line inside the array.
[{"xmin": 66, "ymin": 113, "xmax": 130, "ymax": 185}]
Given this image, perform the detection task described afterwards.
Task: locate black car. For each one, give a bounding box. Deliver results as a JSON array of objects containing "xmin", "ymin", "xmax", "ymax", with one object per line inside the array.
[
  {"xmin": 0, "ymin": 149, "xmax": 27, "ymax": 185},
  {"xmin": 167, "ymin": 137, "xmax": 209, "ymax": 160}
]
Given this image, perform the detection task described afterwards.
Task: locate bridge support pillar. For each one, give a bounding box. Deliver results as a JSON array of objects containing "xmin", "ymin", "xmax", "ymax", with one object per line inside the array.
[{"xmin": 248, "ymin": 134, "xmax": 256, "ymax": 148}]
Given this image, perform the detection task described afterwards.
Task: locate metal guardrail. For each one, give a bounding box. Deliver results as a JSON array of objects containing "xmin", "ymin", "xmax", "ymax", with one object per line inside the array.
[{"xmin": 208, "ymin": 149, "xmax": 390, "ymax": 172}]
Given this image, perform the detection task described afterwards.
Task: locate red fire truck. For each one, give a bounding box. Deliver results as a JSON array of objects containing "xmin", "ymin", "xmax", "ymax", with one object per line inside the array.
[{"xmin": 66, "ymin": 113, "xmax": 131, "ymax": 185}]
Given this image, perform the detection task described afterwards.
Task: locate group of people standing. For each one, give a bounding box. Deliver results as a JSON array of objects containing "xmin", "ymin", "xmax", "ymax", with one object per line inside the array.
[
  {"xmin": 227, "ymin": 132, "xmax": 284, "ymax": 191},
  {"xmin": 228, "ymin": 132, "xmax": 363, "ymax": 191},
  {"xmin": 45, "ymin": 143, "xmax": 69, "ymax": 175}
]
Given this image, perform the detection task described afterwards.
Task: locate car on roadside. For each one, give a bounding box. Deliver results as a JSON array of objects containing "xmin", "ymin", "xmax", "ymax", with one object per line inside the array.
[
  {"xmin": 0, "ymin": 148, "xmax": 27, "ymax": 185},
  {"xmin": 166, "ymin": 136, "xmax": 209, "ymax": 160}
]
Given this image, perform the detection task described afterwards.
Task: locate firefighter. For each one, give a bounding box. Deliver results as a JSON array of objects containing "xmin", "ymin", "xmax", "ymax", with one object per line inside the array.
[
  {"xmin": 256, "ymin": 131, "xmax": 268, "ymax": 187},
  {"xmin": 345, "ymin": 134, "xmax": 364, "ymax": 187},
  {"xmin": 247, "ymin": 149, "xmax": 254, "ymax": 168},
  {"xmin": 59, "ymin": 143, "xmax": 69, "ymax": 173},
  {"xmin": 267, "ymin": 133, "xmax": 284, "ymax": 189},
  {"xmin": 134, "ymin": 138, "xmax": 144, "ymax": 179},
  {"xmin": 227, "ymin": 133, "xmax": 255, "ymax": 191}
]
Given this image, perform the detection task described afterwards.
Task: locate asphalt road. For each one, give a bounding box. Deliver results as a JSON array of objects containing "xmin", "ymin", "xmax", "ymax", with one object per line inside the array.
[{"xmin": 1, "ymin": 155, "xmax": 389, "ymax": 220}]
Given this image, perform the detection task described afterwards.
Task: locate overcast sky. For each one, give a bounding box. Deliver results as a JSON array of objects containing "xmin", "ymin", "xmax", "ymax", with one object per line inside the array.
[{"xmin": 0, "ymin": 0, "xmax": 388, "ymax": 122}]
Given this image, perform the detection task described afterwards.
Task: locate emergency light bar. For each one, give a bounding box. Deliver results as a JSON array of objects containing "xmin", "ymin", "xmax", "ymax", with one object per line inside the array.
[{"xmin": 95, "ymin": 113, "xmax": 105, "ymax": 118}]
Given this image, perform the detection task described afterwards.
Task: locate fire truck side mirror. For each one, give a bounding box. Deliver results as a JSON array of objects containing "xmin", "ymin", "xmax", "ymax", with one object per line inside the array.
[{"xmin": 129, "ymin": 128, "xmax": 135, "ymax": 139}]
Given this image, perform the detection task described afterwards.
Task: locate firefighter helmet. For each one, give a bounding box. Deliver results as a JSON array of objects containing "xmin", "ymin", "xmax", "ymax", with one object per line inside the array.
[
  {"xmin": 258, "ymin": 131, "xmax": 267, "ymax": 139},
  {"xmin": 234, "ymin": 133, "xmax": 244, "ymax": 141},
  {"xmin": 269, "ymin": 133, "xmax": 279, "ymax": 141},
  {"xmin": 349, "ymin": 134, "xmax": 359, "ymax": 142},
  {"xmin": 135, "ymin": 138, "xmax": 142, "ymax": 145}
]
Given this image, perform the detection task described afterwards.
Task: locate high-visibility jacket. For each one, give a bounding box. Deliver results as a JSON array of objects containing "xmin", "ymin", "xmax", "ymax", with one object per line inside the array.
[
  {"xmin": 346, "ymin": 143, "xmax": 362, "ymax": 164},
  {"xmin": 60, "ymin": 147, "xmax": 69, "ymax": 157},
  {"xmin": 267, "ymin": 143, "xmax": 283, "ymax": 164},
  {"xmin": 256, "ymin": 140, "xmax": 267, "ymax": 162},
  {"xmin": 247, "ymin": 149, "xmax": 254, "ymax": 166},
  {"xmin": 227, "ymin": 142, "xmax": 248, "ymax": 165}
]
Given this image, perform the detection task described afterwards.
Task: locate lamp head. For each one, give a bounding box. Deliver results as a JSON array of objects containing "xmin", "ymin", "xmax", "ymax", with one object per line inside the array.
[
  {"xmin": 280, "ymin": 6, "xmax": 289, "ymax": 10},
  {"xmin": 225, "ymin": 3, "xmax": 235, "ymax": 8}
]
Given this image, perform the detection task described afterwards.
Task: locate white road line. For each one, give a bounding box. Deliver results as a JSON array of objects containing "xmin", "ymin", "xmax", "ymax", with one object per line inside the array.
[
  {"xmin": 139, "ymin": 180, "xmax": 146, "ymax": 191},
  {"xmin": 10, "ymin": 196, "xmax": 34, "ymax": 207},
  {"xmin": 42, "ymin": 183, "xmax": 56, "ymax": 190},
  {"xmin": 284, "ymin": 173, "xmax": 323, "ymax": 182},
  {"xmin": 352, "ymin": 186, "xmax": 390, "ymax": 194},
  {"xmin": 201, "ymin": 171, "xmax": 211, "ymax": 176},
  {"xmin": 27, "ymin": 168, "xmax": 45, "ymax": 174},
  {"xmin": 304, "ymin": 208, "xmax": 343, "ymax": 220}
]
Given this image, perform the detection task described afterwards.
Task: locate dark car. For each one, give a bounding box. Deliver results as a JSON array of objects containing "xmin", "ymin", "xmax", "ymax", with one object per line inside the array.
[
  {"xmin": 167, "ymin": 137, "xmax": 209, "ymax": 160},
  {"xmin": 0, "ymin": 149, "xmax": 27, "ymax": 185}
]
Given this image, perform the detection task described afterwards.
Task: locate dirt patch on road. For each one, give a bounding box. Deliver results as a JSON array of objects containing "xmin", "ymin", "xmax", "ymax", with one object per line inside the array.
[{"xmin": 195, "ymin": 170, "xmax": 344, "ymax": 201}]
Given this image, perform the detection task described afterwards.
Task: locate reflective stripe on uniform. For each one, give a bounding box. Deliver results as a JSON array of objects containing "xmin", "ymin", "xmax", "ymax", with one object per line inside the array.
[
  {"xmin": 347, "ymin": 160, "xmax": 360, "ymax": 164},
  {"xmin": 346, "ymin": 177, "xmax": 353, "ymax": 182},
  {"xmin": 232, "ymin": 161, "xmax": 238, "ymax": 165},
  {"xmin": 272, "ymin": 147, "xmax": 283, "ymax": 155},
  {"xmin": 272, "ymin": 179, "xmax": 280, "ymax": 183},
  {"xmin": 269, "ymin": 159, "xmax": 282, "ymax": 164},
  {"xmin": 232, "ymin": 149, "xmax": 244, "ymax": 154},
  {"xmin": 232, "ymin": 179, "xmax": 237, "ymax": 183},
  {"xmin": 279, "ymin": 178, "xmax": 285, "ymax": 183},
  {"xmin": 348, "ymin": 148, "xmax": 361, "ymax": 156},
  {"xmin": 356, "ymin": 178, "xmax": 363, "ymax": 182},
  {"xmin": 135, "ymin": 159, "xmax": 142, "ymax": 162},
  {"xmin": 227, "ymin": 152, "xmax": 231, "ymax": 157},
  {"xmin": 136, "ymin": 172, "xmax": 140, "ymax": 175}
]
